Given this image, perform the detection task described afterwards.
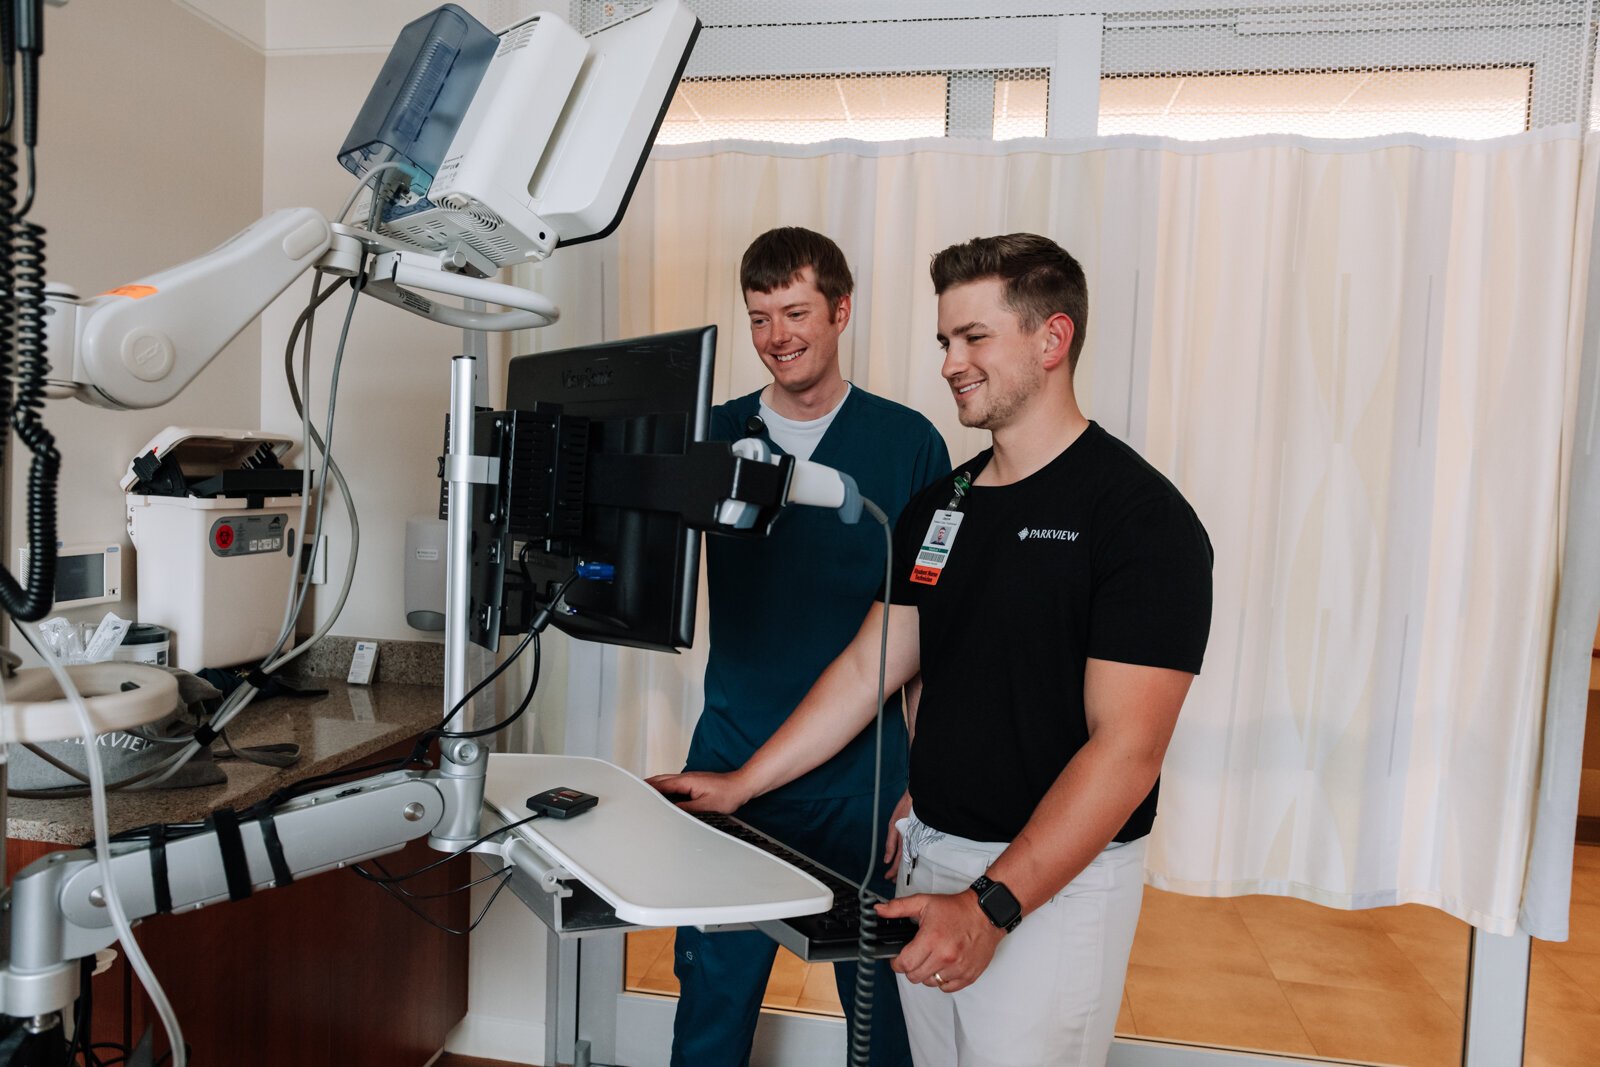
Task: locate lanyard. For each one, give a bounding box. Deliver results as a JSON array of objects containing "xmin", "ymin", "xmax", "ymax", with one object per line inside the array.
[{"xmin": 945, "ymin": 470, "xmax": 972, "ymax": 511}]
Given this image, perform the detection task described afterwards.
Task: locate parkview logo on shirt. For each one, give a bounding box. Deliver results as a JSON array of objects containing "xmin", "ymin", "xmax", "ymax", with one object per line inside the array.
[{"xmin": 1017, "ymin": 527, "xmax": 1080, "ymax": 542}]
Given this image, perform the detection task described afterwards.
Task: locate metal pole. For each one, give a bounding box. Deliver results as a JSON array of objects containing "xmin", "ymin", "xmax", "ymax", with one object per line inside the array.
[
  {"xmin": 1462, "ymin": 927, "xmax": 1530, "ymax": 1066},
  {"xmin": 445, "ymin": 354, "xmax": 475, "ymax": 722},
  {"xmin": 429, "ymin": 353, "xmax": 489, "ymax": 848}
]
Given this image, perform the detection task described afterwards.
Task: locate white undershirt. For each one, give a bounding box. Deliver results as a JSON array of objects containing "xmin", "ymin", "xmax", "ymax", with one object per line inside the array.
[{"xmin": 757, "ymin": 383, "xmax": 852, "ymax": 462}]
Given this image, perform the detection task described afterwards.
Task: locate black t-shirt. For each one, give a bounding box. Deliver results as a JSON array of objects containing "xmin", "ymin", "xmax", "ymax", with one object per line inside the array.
[{"xmin": 889, "ymin": 422, "xmax": 1213, "ymax": 843}]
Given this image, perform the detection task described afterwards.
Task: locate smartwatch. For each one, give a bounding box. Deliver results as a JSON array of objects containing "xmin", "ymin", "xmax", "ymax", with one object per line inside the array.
[{"xmin": 969, "ymin": 874, "xmax": 1022, "ymax": 933}]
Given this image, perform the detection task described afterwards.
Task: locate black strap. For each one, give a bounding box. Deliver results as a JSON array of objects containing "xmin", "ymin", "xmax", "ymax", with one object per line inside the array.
[
  {"xmin": 192, "ymin": 723, "xmax": 219, "ymax": 747},
  {"xmin": 256, "ymin": 810, "xmax": 294, "ymax": 889},
  {"xmin": 206, "ymin": 809, "xmax": 253, "ymax": 902},
  {"xmin": 148, "ymin": 824, "xmax": 173, "ymax": 915}
]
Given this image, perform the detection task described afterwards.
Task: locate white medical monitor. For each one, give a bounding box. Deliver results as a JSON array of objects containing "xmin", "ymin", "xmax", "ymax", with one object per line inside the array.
[{"xmin": 378, "ymin": 1, "xmax": 699, "ymax": 272}]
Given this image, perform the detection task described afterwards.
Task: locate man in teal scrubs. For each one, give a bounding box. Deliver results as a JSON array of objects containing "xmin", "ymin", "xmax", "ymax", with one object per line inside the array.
[{"xmin": 665, "ymin": 227, "xmax": 949, "ymax": 1066}]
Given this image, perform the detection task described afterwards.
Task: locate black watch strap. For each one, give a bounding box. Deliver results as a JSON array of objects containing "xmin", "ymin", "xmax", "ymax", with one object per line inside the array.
[{"xmin": 970, "ymin": 874, "xmax": 1023, "ymax": 933}]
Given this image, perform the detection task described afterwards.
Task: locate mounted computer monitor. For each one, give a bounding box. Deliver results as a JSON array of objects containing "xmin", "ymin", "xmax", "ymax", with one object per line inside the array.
[{"xmin": 493, "ymin": 326, "xmax": 717, "ymax": 653}]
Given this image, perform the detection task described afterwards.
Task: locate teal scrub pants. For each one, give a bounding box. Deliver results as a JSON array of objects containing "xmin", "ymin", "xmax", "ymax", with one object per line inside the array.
[{"xmin": 670, "ymin": 786, "xmax": 912, "ymax": 1067}]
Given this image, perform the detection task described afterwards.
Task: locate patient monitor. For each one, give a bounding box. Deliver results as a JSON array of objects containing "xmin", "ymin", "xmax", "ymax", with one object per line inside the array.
[{"xmin": 46, "ymin": 0, "xmax": 698, "ymax": 410}]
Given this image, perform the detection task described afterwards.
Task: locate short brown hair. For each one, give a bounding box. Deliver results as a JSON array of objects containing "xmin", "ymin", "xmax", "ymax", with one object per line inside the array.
[
  {"xmin": 741, "ymin": 227, "xmax": 854, "ymax": 316},
  {"xmin": 930, "ymin": 234, "xmax": 1089, "ymax": 370}
]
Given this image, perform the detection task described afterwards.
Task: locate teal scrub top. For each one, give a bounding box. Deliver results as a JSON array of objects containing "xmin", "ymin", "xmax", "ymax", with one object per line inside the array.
[{"xmin": 686, "ymin": 386, "xmax": 951, "ymax": 801}]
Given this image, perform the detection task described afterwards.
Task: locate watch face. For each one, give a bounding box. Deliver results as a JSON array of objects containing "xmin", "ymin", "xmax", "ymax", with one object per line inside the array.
[{"xmin": 973, "ymin": 876, "xmax": 1022, "ymax": 930}]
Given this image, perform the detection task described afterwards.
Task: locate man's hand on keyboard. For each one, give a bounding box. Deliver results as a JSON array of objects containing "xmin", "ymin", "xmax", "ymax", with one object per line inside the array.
[
  {"xmin": 646, "ymin": 770, "xmax": 754, "ymax": 814},
  {"xmin": 874, "ymin": 889, "xmax": 1003, "ymax": 995}
]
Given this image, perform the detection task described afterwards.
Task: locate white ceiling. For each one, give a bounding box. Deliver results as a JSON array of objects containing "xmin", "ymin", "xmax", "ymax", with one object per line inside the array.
[{"xmin": 173, "ymin": 0, "xmax": 552, "ymax": 54}]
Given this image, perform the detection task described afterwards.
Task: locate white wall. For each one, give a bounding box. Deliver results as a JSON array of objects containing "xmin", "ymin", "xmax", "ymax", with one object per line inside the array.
[{"xmin": 8, "ymin": 0, "xmax": 265, "ymax": 641}]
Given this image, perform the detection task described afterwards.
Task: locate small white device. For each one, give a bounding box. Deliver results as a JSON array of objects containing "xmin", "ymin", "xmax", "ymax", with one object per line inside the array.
[
  {"xmin": 348, "ymin": 640, "xmax": 379, "ymax": 685},
  {"xmin": 121, "ymin": 427, "xmax": 303, "ymax": 671},
  {"xmin": 17, "ymin": 542, "xmax": 122, "ymax": 609}
]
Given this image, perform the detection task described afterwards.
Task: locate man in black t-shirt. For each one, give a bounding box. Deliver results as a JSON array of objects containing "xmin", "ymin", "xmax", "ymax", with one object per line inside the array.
[{"xmin": 651, "ymin": 234, "xmax": 1212, "ymax": 1066}]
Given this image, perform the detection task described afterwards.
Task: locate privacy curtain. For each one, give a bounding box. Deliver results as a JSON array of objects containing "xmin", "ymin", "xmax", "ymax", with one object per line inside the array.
[{"xmin": 518, "ymin": 128, "xmax": 1598, "ymax": 939}]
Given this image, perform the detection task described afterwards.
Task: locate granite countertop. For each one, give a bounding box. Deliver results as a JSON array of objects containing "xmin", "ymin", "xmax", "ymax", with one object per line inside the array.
[{"xmin": 6, "ymin": 679, "xmax": 446, "ymax": 844}]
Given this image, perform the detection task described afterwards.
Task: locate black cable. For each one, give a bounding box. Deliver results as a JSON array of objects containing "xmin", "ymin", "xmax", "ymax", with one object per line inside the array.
[
  {"xmin": 428, "ymin": 565, "xmax": 579, "ymax": 739},
  {"xmin": 436, "ymin": 631, "xmax": 541, "ymax": 741},
  {"xmin": 353, "ymin": 857, "xmax": 512, "ymax": 900},
  {"xmin": 1, "ymin": 0, "xmax": 15, "ymax": 136},
  {"xmin": 0, "ymin": 0, "xmax": 14, "ymax": 486},
  {"xmin": 849, "ymin": 497, "xmax": 895, "ymax": 1067},
  {"xmin": 0, "ymin": 6, "xmax": 54, "ymax": 620},
  {"xmin": 15, "ymin": 0, "xmax": 39, "ymax": 146},
  {"xmin": 62, "ymin": 954, "xmax": 92, "ymax": 1064},
  {"xmin": 89, "ymin": 1045, "xmax": 130, "ymax": 1067},
  {"xmin": 359, "ymin": 862, "xmax": 517, "ymax": 937},
  {"xmin": 433, "ymin": 626, "xmax": 537, "ymax": 734},
  {"xmin": 354, "ymin": 812, "xmax": 542, "ymax": 885},
  {"xmin": 238, "ymin": 564, "xmax": 576, "ymax": 818}
]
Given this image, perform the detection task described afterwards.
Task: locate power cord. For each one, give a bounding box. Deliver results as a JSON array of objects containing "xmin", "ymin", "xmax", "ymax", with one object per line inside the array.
[{"xmin": 351, "ymin": 858, "xmax": 519, "ymax": 937}]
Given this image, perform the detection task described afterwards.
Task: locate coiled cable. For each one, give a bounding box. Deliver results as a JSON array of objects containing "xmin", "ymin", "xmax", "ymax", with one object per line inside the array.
[
  {"xmin": 0, "ymin": 1, "xmax": 54, "ymax": 622},
  {"xmin": 1, "ymin": 207, "xmax": 57, "ymax": 621},
  {"xmin": 850, "ymin": 496, "xmax": 894, "ymax": 1067}
]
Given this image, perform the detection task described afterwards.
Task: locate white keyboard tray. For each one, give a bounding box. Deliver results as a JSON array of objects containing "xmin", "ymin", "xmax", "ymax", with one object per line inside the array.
[{"xmin": 484, "ymin": 753, "xmax": 831, "ymax": 929}]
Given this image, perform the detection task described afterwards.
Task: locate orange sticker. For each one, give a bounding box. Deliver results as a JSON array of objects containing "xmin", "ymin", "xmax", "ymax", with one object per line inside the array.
[
  {"xmin": 910, "ymin": 565, "xmax": 942, "ymax": 586},
  {"xmin": 101, "ymin": 284, "xmax": 158, "ymax": 299}
]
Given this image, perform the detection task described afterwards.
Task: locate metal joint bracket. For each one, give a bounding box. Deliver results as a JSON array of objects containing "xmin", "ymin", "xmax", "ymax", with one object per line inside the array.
[
  {"xmin": 445, "ymin": 453, "xmax": 500, "ymax": 484},
  {"xmin": 0, "ymin": 964, "xmax": 78, "ymax": 1021},
  {"xmin": 503, "ymin": 837, "xmax": 574, "ymax": 897}
]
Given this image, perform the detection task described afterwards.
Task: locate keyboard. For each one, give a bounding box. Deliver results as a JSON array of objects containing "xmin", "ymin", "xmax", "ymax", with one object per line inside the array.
[{"xmin": 691, "ymin": 811, "xmax": 918, "ymax": 963}]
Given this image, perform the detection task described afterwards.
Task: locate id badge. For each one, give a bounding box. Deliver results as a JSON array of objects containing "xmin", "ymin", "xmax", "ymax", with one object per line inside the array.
[{"xmin": 911, "ymin": 510, "xmax": 963, "ymax": 586}]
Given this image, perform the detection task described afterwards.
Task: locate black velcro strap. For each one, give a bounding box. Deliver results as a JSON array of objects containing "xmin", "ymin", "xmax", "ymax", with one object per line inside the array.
[
  {"xmin": 206, "ymin": 809, "xmax": 253, "ymax": 902},
  {"xmin": 148, "ymin": 824, "xmax": 173, "ymax": 915},
  {"xmin": 256, "ymin": 810, "xmax": 294, "ymax": 889},
  {"xmin": 192, "ymin": 723, "xmax": 219, "ymax": 747},
  {"xmin": 245, "ymin": 668, "xmax": 273, "ymax": 691}
]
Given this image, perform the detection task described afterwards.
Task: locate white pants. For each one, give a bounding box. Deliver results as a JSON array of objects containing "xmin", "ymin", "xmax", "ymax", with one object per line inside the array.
[{"xmin": 893, "ymin": 812, "xmax": 1147, "ymax": 1067}]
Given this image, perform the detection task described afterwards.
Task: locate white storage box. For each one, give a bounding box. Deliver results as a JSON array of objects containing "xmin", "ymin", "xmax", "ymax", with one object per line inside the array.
[{"xmin": 122, "ymin": 427, "xmax": 307, "ymax": 671}]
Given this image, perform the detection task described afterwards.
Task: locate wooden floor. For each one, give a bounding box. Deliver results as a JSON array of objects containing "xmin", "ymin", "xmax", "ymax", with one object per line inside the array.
[
  {"xmin": 619, "ymin": 843, "xmax": 1600, "ymax": 1066},
  {"xmin": 435, "ymin": 848, "xmax": 1600, "ymax": 1065}
]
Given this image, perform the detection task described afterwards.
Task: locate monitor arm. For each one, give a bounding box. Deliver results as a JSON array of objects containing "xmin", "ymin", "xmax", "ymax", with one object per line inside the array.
[
  {"xmin": 0, "ymin": 768, "xmax": 516, "ymax": 1023},
  {"xmin": 44, "ymin": 208, "xmax": 560, "ymax": 411}
]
